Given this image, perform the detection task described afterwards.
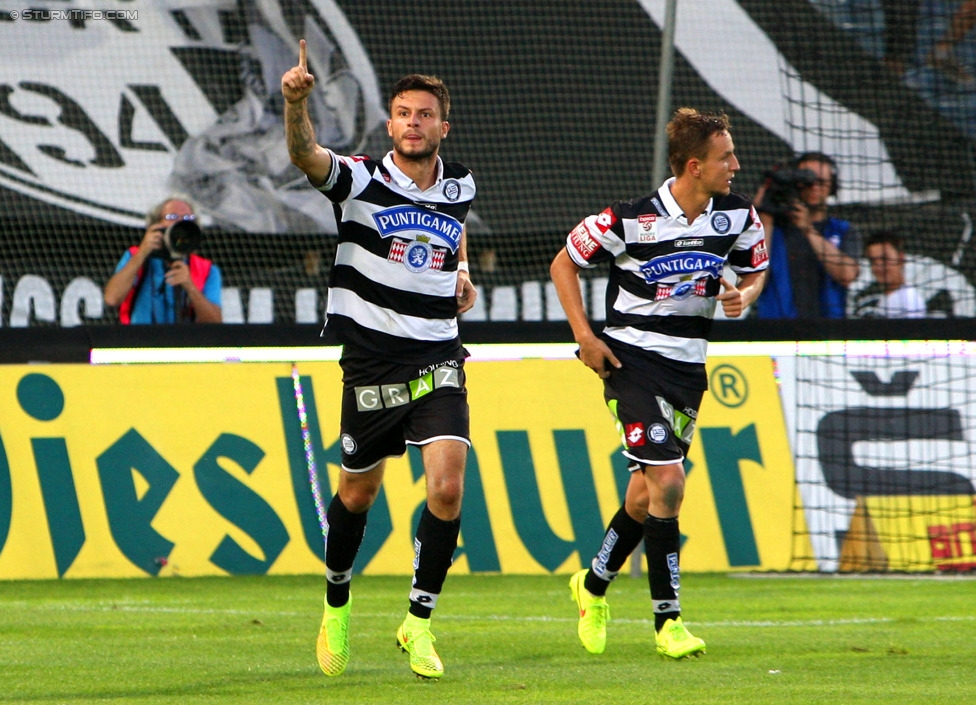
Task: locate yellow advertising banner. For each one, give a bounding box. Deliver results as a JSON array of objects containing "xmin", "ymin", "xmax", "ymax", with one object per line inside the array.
[
  {"xmin": 0, "ymin": 355, "xmax": 796, "ymax": 579},
  {"xmin": 865, "ymin": 495, "xmax": 976, "ymax": 572}
]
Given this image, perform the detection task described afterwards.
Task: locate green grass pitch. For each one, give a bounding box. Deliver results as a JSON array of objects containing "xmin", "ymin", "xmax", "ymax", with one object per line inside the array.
[{"xmin": 2, "ymin": 573, "xmax": 974, "ymax": 704}]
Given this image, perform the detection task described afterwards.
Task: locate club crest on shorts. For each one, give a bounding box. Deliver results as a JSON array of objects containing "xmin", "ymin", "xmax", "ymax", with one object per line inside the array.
[
  {"xmin": 647, "ymin": 423, "xmax": 669, "ymax": 444},
  {"xmin": 341, "ymin": 433, "xmax": 357, "ymax": 454}
]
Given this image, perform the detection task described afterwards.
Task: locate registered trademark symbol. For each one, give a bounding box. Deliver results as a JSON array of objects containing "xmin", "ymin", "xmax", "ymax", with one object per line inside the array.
[{"xmin": 709, "ymin": 364, "xmax": 748, "ymax": 408}]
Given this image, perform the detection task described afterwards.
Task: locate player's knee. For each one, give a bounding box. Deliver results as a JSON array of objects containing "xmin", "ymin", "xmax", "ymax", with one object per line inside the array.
[
  {"xmin": 429, "ymin": 476, "xmax": 463, "ymax": 505},
  {"xmin": 624, "ymin": 492, "xmax": 649, "ymax": 520},
  {"xmin": 426, "ymin": 475, "xmax": 463, "ymax": 516},
  {"xmin": 625, "ymin": 507, "xmax": 648, "ymax": 523},
  {"xmin": 339, "ymin": 484, "xmax": 380, "ymax": 513},
  {"xmin": 661, "ymin": 482, "xmax": 684, "ymax": 513}
]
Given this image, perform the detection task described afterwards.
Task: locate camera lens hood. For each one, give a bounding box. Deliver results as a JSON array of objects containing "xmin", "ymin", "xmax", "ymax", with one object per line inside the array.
[{"xmin": 164, "ymin": 220, "xmax": 203, "ymax": 259}]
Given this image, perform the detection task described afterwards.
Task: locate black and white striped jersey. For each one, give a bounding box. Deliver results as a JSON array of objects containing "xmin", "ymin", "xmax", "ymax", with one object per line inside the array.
[
  {"xmin": 315, "ymin": 151, "xmax": 475, "ymax": 363},
  {"xmin": 565, "ymin": 178, "xmax": 767, "ymax": 365}
]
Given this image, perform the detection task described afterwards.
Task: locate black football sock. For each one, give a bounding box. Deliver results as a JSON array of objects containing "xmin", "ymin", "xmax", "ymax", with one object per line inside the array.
[
  {"xmin": 408, "ymin": 504, "xmax": 460, "ymax": 619},
  {"xmin": 644, "ymin": 514, "xmax": 681, "ymax": 631},
  {"xmin": 584, "ymin": 505, "xmax": 644, "ymax": 597},
  {"xmin": 324, "ymin": 494, "xmax": 367, "ymax": 608}
]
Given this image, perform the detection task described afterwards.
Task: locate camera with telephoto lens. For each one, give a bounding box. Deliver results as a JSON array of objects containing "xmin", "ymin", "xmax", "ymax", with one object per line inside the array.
[
  {"xmin": 758, "ymin": 164, "xmax": 818, "ymax": 224},
  {"xmin": 152, "ymin": 216, "xmax": 203, "ymax": 260}
]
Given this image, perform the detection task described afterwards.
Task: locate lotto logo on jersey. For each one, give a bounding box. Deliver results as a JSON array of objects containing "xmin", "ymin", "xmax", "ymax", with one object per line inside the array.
[
  {"xmin": 637, "ymin": 214, "xmax": 658, "ymax": 242},
  {"xmin": 751, "ymin": 240, "xmax": 768, "ymax": 268},
  {"xmin": 625, "ymin": 422, "xmax": 646, "ymax": 447},
  {"xmin": 570, "ymin": 222, "xmax": 601, "ymax": 261},
  {"xmin": 595, "ymin": 207, "xmax": 617, "ymax": 232}
]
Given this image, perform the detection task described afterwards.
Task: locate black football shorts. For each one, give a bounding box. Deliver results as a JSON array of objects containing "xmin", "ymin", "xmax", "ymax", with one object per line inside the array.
[
  {"xmin": 602, "ymin": 357, "xmax": 704, "ymax": 471},
  {"xmin": 338, "ymin": 356, "xmax": 470, "ymax": 472}
]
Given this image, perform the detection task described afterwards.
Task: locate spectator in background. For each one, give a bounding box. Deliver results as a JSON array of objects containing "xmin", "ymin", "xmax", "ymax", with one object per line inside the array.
[
  {"xmin": 879, "ymin": 1, "xmax": 976, "ymax": 87},
  {"xmin": 929, "ymin": 0, "xmax": 976, "ymax": 87},
  {"xmin": 755, "ymin": 152, "xmax": 862, "ymax": 318},
  {"xmin": 880, "ymin": 0, "xmax": 920, "ymax": 78},
  {"xmin": 852, "ymin": 230, "xmax": 927, "ymax": 318},
  {"xmin": 104, "ymin": 196, "xmax": 222, "ymax": 323}
]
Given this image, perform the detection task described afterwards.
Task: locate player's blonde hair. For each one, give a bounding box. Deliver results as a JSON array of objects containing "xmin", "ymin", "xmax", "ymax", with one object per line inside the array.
[{"xmin": 667, "ymin": 108, "xmax": 731, "ymax": 176}]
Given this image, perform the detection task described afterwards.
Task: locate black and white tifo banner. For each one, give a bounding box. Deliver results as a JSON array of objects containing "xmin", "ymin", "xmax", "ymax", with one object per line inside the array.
[
  {"xmin": 777, "ymin": 354, "xmax": 976, "ymax": 572},
  {"xmin": 0, "ymin": 0, "xmax": 386, "ymax": 233}
]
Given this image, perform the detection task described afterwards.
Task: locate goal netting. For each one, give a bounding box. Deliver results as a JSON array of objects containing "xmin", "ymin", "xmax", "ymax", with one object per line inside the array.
[
  {"xmin": 1, "ymin": 0, "xmax": 975, "ymax": 325},
  {"xmin": 782, "ymin": 350, "xmax": 976, "ymax": 573}
]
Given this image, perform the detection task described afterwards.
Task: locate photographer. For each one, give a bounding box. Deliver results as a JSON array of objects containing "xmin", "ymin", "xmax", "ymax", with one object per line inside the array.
[
  {"xmin": 104, "ymin": 196, "xmax": 222, "ymax": 324},
  {"xmin": 754, "ymin": 152, "xmax": 861, "ymax": 318}
]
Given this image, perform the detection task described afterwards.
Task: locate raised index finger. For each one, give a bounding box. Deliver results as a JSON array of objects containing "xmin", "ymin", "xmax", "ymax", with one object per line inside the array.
[{"xmin": 299, "ymin": 39, "xmax": 307, "ymax": 70}]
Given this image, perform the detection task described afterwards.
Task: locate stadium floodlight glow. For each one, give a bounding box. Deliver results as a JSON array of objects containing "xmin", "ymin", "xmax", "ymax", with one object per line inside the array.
[
  {"xmin": 709, "ymin": 340, "xmax": 976, "ymax": 358},
  {"xmin": 88, "ymin": 340, "xmax": 976, "ymax": 365},
  {"xmin": 89, "ymin": 346, "xmax": 343, "ymax": 365},
  {"xmin": 466, "ymin": 343, "xmax": 580, "ymax": 360},
  {"xmin": 88, "ymin": 343, "xmax": 581, "ymax": 365}
]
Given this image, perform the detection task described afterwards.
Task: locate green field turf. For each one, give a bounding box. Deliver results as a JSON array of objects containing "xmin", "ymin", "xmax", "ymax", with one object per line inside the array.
[{"xmin": 2, "ymin": 573, "xmax": 974, "ymax": 704}]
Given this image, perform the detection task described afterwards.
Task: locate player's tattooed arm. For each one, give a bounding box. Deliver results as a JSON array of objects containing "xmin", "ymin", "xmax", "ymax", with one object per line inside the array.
[{"xmin": 282, "ymin": 39, "xmax": 332, "ymax": 185}]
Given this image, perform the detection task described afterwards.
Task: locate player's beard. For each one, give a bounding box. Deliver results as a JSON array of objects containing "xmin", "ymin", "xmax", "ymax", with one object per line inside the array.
[{"xmin": 392, "ymin": 133, "xmax": 439, "ymax": 162}]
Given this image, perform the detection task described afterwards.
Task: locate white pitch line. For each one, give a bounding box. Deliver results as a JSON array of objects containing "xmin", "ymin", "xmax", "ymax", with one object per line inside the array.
[{"xmin": 10, "ymin": 602, "xmax": 976, "ymax": 629}]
